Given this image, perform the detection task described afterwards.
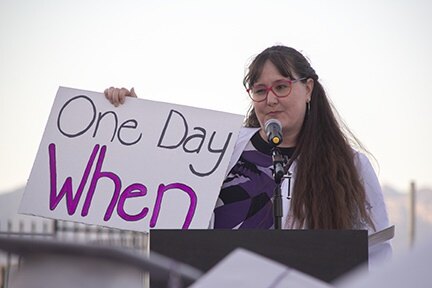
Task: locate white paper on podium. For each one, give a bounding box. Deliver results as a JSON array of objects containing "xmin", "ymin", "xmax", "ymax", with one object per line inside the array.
[{"xmin": 190, "ymin": 248, "xmax": 332, "ymax": 288}]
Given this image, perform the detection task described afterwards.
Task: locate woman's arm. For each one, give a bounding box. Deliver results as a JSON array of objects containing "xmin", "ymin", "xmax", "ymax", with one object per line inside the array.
[{"xmin": 355, "ymin": 152, "xmax": 393, "ymax": 269}]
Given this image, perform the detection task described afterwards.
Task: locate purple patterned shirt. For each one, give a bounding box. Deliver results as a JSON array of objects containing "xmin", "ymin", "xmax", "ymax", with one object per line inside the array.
[{"xmin": 214, "ymin": 132, "xmax": 294, "ymax": 229}]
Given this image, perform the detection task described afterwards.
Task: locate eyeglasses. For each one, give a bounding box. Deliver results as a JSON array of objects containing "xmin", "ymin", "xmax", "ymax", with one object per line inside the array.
[{"xmin": 246, "ymin": 78, "xmax": 306, "ymax": 102}]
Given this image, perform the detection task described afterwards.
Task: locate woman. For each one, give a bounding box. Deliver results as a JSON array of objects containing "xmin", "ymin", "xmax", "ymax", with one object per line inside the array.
[
  {"xmin": 105, "ymin": 45, "xmax": 391, "ymax": 264},
  {"xmin": 214, "ymin": 46, "xmax": 387, "ymax": 231}
]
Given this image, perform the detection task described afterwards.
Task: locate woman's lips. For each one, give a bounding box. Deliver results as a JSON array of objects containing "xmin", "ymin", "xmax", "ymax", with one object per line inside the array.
[{"xmin": 266, "ymin": 111, "xmax": 280, "ymax": 117}]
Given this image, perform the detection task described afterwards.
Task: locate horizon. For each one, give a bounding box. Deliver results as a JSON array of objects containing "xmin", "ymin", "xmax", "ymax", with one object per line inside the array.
[{"xmin": 2, "ymin": 180, "xmax": 430, "ymax": 197}]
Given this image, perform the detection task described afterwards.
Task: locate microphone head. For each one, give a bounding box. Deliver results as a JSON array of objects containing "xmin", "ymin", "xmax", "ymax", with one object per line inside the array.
[{"xmin": 264, "ymin": 119, "xmax": 283, "ymax": 146}]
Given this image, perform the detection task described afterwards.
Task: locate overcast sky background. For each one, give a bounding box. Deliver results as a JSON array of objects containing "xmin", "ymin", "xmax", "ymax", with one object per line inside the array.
[{"xmin": 1, "ymin": 0, "xmax": 431, "ymax": 194}]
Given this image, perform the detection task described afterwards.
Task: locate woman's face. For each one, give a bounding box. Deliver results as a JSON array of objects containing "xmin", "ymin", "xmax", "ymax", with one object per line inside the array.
[{"xmin": 253, "ymin": 60, "xmax": 314, "ymax": 147}]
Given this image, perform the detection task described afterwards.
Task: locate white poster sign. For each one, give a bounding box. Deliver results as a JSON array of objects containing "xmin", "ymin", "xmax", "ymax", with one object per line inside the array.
[{"xmin": 19, "ymin": 87, "xmax": 244, "ymax": 232}]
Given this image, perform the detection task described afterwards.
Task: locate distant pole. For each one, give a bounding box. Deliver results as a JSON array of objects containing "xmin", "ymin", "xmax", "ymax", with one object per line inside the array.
[{"xmin": 409, "ymin": 181, "xmax": 416, "ymax": 248}]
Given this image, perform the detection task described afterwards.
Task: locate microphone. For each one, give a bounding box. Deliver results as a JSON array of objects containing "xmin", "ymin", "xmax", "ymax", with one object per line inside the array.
[
  {"xmin": 264, "ymin": 119, "xmax": 283, "ymax": 146},
  {"xmin": 265, "ymin": 119, "xmax": 285, "ymax": 229}
]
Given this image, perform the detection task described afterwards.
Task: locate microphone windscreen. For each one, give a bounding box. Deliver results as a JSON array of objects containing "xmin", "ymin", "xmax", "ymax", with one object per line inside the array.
[{"xmin": 264, "ymin": 119, "xmax": 282, "ymax": 146}]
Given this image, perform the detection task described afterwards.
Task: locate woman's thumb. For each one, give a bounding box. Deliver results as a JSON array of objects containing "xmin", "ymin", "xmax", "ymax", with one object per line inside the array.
[{"xmin": 130, "ymin": 87, "xmax": 137, "ymax": 98}]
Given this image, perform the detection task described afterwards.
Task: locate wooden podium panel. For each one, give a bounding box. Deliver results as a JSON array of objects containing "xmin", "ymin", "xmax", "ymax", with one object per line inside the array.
[{"xmin": 150, "ymin": 230, "xmax": 368, "ymax": 283}]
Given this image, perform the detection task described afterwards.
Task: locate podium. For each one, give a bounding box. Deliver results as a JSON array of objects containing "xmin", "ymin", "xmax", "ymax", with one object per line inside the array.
[{"xmin": 150, "ymin": 229, "xmax": 368, "ymax": 283}]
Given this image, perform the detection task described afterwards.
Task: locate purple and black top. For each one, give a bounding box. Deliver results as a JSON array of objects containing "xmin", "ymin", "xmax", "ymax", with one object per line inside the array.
[{"xmin": 213, "ymin": 132, "xmax": 294, "ymax": 229}]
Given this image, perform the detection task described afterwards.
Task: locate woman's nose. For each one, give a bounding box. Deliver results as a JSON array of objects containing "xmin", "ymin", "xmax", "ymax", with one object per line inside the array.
[{"xmin": 266, "ymin": 89, "xmax": 278, "ymax": 105}]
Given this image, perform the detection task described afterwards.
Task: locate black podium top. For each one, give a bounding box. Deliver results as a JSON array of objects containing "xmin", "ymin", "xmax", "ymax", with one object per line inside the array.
[{"xmin": 150, "ymin": 229, "xmax": 368, "ymax": 283}]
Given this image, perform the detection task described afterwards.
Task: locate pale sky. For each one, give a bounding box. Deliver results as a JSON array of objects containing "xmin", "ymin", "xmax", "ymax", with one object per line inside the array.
[{"xmin": 1, "ymin": 0, "xmax": 431, "ymax": 193}]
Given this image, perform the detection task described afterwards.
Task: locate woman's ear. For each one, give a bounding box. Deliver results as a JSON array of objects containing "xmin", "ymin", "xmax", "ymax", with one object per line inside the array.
[{"xmin": 306, "ymin": 78, "xmax": 314, "ymax": 99}]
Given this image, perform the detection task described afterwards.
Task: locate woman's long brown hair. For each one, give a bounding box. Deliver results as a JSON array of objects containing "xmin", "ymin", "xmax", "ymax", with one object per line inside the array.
[{"xmin": 244, "ymin": 46, "xmax": 375, "ymax": 230}]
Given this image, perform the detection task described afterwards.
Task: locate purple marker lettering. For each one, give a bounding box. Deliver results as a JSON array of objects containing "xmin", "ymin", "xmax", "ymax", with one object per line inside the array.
[
  {"xmin": 49, "ymin": 143, "xmax": 99, "ymax": 215},
  {"xmin": 117, "ymin": 183, "xmax": 149, "ymax": 221},
  {"xmin": 81, "ymin": 145, "xmax": 122, "ymax": 221},
  {"xmin": 150, "ymin": 183, "xmax": 197, "ymax": 229}
]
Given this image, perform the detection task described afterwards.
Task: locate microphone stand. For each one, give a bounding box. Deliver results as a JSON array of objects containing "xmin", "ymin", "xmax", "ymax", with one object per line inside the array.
[{"xmin": 271, "ymin": 147, "xmax": 285, "ymax": 230}]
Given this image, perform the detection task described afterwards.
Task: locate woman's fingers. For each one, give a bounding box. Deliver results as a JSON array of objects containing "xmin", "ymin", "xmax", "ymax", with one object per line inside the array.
[
  {"xmin": 104, "ymin": 87, "xmax": 137, "ymax": 106},
  {"xmin": 112, "ymin": 88, "xmax": 120, "ymax": 107},
  {"xmin": 119, "ymin": 87, "xmax": 129, "ymax": 104}
]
